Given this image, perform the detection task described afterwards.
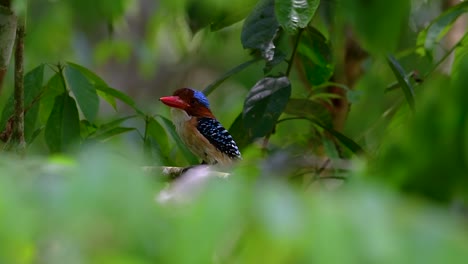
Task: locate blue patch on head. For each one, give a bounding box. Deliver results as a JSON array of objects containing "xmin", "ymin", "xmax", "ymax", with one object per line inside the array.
[{"xmin": 192, "ymin": 89, "xmax": 210, "ymax": 108}]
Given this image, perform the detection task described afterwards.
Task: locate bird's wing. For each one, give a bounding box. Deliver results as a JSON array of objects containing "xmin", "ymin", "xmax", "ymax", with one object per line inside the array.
[{"xmin": 196, "ymin": 117, "xmax": 241, "ymax": 159}]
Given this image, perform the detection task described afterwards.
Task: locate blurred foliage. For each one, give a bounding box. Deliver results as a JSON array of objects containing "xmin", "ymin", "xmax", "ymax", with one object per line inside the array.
[{"xmin": 0, "ymin": 0, "xmax": 467, "ymax": 262}]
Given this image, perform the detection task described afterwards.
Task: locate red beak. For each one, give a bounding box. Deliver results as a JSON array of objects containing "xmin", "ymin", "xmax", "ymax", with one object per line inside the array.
[{"xmin": 159, "ymin": 96, "xmax": 190, "ymax": 109}]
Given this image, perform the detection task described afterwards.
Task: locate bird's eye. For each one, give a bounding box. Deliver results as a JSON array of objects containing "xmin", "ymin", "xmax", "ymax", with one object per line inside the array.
[{"xmin": 190, "ymin": 99, "xmax": 196, "ymax": 105}]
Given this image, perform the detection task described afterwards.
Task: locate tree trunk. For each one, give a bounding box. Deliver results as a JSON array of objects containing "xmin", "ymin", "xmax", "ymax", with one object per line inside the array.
[{"xmin": 0, "ymin": 5, "xmax": 17, "ymax": 92}]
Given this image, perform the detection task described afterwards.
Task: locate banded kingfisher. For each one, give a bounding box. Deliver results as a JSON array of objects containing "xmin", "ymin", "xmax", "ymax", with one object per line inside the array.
[{"xmin": 159, "ymin": 88, "xmax": 241, "ymax": 166}]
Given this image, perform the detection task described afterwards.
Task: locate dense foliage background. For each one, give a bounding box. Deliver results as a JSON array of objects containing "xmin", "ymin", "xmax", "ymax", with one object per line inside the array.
[{"xmin": 1, "ymin": 0, "xmax": 468, "ymax": 263}]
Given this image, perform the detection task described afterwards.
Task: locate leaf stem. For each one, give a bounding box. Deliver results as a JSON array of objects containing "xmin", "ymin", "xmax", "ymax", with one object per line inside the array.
[{"xmin": 286, "ymin": 28, "xmax": 304, "ymax": 77}]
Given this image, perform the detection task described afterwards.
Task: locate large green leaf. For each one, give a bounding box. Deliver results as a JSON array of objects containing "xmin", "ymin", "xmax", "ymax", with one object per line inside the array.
[
  {"xmin": 23, "ymin": 64, "xmax": 45, "ymax": 143},
  {"xmin": 0, "ymin": 64, "xmax": 45, "ymax": 143},
  {"xmin": 275, "ymin": 0, "xmax": 320, "ymax": 35},
  {"xmin": 243, "ymin": 76, "xmax": 291, "ymax": 138},
  {"xmin": 39, "ymin": 73, "xmax": 67, "ymax": 124},
  {"xmin": 297, "ymin": 26, "xmax": 333, "ymax": 86},
  {"xmin": 64, "ymin": 64, "xmax": 99, "ymax": 122},
  {"xmin": 45, "ymin": 93, "xmax": 81, "ymax": 153},
  {"xmin": 241, "ymin": 0, "xmax": 280, "ymax": 62},
  {"xmin": 387, "ymin": 55, "xmax": 415, "ymax": 111},
  {"xmin": 416, "ymin": 1, "xmax": 468, "ymax": 58},
  {"xmin": 66, "ymin": 62, "xmax": 117, "ymax": 110},
  {"xmin": 95, "ymin": 85, "xmax": 144, "ymax": 115}
]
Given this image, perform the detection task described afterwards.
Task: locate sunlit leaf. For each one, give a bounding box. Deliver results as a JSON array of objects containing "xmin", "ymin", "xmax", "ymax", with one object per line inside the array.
[
  {"xmin": 64, "ymin": 64, "xmax": 99, "ymax": 122},
  {"xmin": 243, "ymin": 76, "xmax": 291, "ymax": 138},
  {"xmin": 387, "ymin": 55, "xmax": 415, "ymax": 111},
  {"xmin": 45, "ymin": 93, "xmax": 81, "ymax": 152},
  {"xmin": 275, "ymin": 0, "xmax": 320, "ymax": 35},
  {"xmin": 241, "ymin": 0, "xmax": 280, "ymax": 62},
  {"xmin": 416, "ymin": 1, "xmax": 468, "ymax": 58}
]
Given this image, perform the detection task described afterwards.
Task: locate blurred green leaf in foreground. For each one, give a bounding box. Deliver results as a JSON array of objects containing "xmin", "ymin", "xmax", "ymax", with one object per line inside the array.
[{"xmin": 0, "ymin": 146, "xmax": 467, "ymax": 263}]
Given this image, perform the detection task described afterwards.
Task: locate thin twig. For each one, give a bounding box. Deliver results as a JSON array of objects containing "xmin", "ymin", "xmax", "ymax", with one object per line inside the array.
[
  {"xmin": 286, "ymin": 28, "xmax": 304, "ymax": 77},
  {"xmin": 12, "ymin": 21, "xmax": 25, "ymax": 154},
  {"xmin": 203, "ymin": 58, "xmax": 259, "ymax": 96}
]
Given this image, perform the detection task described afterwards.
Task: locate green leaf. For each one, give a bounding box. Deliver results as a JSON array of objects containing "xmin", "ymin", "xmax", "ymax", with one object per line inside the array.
[
  {"xmin": 145, "ymin": 117, "xmax": 171, "ymax": 165},
  {"xmin": 453, "ymin": 34, "xmax": 468, "ymax": 78},
  {"xmin": 24, "ymin": 65, "xmax": 45, "ymax": 143},
  {"xmin": 80, "ymin": 120, "xmax": 98, "ymax": 138},
  {"xmin": 297, "ymin": 26, "xmax": 334, "ymax": 86},
  {"xmin": 322, "ymin": 136, "xmax": 339, "ymax": 159},
  {"xmin": 65, "ymin": 62, "xmax": 117, "ymax": 110},
  {"xmin": 94, "ymin": 127, "xmax": 136, "ymax": 142},
  {"xmin": 241, "ymin": 0, "xmax": 280, "ymax": 62},
  {"xmin": 66, "ymin": 62, "xmax": 108, "ymax": 87},
  {"xmin": 210, "ymin": 0, "xmax": 258, "ymax": 31},
  {"xmin": 97, "ymin": 89, "xmax": 117, "ymax": 110},
  {"xmin": 0, "ymin": 64, "xmax": 45, "ymax": 143},
  {"xmin": 156, "ymin": 115, "xmax": 199, "ymax": 165},
  {"xmin": 264, "ymin": 49, "xmax": 287, "ymax": 74},
  {"xmin": 284, "ymin": 98, "xmax": 331, "ymax": 124},
  {"xmin": 64, "ymin": 64, "xmax": 99, "ymax": 122},
  {"xmin": 29, "ymin": 127, "xmax": 44, "ymax": 144},
  {"xmin": 243, "ymin": 76, "xmax": 291, "ymax": 138},
  {"xmin": 99, "ymin": 115, "xmax": 138, "ymax": 132},
  {"xmin": 85, "ymin": 115, "xmax": 137, "ymax": 140},
  {"xmin": 416, "ymin": 1, "xmax": 468, "ymax": 58},
  {"xmin": 311, "ymin": 118, "xmax": 364, "ymax": 154},
  {"xmin": 45, "ymin": 93, "xmax": 81, "ymax": 153},
  {"xmin": 95, "ymin": 85, "xmax": 144, "ymax": 115},
  {"xmin": 39, "ymin": 73, "xmax": 66, "ymax": 123},
  {"xmin": 387, "ymin": 55, "xmax": 415, "ymax": 111},
  {"xmin": 275, "ymin": 0, "xmax": 320, "ymax": 35}
]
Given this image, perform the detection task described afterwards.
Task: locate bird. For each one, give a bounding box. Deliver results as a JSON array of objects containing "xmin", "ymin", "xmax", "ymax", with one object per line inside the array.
[{"xmin": 159, "ymin": 88, "xmax": 241, "ymax": 166}]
